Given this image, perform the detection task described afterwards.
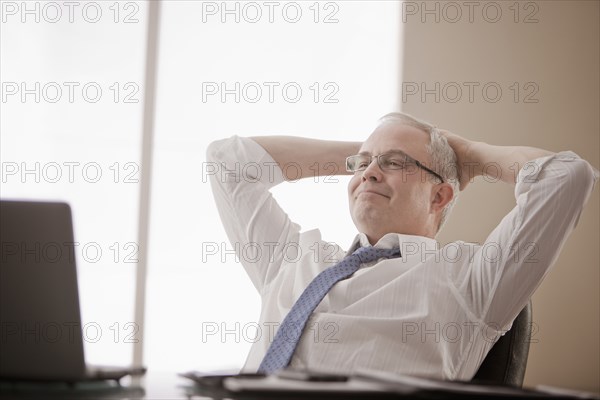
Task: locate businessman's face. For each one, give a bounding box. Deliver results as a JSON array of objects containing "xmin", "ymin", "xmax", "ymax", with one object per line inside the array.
[{"xmin": 348, "ymin": 122, "xmax": 443, "ymax": 242}]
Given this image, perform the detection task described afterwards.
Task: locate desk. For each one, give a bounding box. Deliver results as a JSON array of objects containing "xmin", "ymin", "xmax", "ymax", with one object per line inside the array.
[
  {"xmin": 0, "ymin": 370, "xmax": 595, "ymax": 400},
  {"xmin": 0, "ymin": 371, "xmax": 193, "ymax": 400}
]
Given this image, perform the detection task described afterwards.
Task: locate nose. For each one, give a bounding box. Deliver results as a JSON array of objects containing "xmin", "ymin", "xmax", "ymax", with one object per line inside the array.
[{"xmin": 361, "ymin": 157, "xmax": 383, "ymax": 182}]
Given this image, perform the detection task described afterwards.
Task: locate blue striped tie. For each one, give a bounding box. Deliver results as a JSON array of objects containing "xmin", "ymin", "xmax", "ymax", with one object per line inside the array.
[{"xmin": 257, "ymin": 246, "xmax": 401, "ymax": 374}]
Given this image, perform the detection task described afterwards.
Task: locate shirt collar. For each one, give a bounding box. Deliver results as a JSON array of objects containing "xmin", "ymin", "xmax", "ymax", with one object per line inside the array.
[{"xmin": 347, "ymin": 232, "xmax": 439, "ymax": 258}]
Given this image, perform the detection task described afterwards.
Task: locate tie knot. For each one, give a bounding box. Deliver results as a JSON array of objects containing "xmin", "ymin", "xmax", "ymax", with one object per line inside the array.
[{"xmin": 352, "ymin": 246, "xmax": 401, "ymax": 264}]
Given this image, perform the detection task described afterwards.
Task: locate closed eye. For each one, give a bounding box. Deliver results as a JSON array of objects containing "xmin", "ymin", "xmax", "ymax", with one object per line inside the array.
[{"xmin": 383, "ymin": 158, "xmax": 406, "ymax": 169}]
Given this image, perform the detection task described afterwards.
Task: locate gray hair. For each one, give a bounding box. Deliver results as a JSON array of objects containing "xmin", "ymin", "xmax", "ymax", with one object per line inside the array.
[{"xmin": 378, "ymin": 112, "xmax": 459, "ymax": 233}]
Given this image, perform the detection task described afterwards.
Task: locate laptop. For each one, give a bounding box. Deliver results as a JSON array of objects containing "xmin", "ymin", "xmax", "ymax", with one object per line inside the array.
[{"xmin": 0, "ymin": 200, "xmax": 146, "ymax": 383}]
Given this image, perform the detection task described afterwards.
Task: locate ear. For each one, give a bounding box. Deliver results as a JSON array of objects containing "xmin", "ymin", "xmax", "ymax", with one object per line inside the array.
[{"xmin": 430, "ymin": 183, "xmax": 454, "ymax": 213}]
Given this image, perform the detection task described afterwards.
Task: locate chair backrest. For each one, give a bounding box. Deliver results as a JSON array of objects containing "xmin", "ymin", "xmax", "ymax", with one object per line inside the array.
[{"xmin": 472, "ymin": 301, "xmax": 532, "ymax": 387}]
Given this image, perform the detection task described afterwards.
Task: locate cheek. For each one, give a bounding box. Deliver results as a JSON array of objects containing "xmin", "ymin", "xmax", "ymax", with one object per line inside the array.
[
  {"xmin": 348, "ymin": 175, "xmax": 360, "ymax": 197},
  {"xmin": 389, "ymin": 181, "xmax": 424, "ymax": 207},
  {"xmin": 395, "ymin": 184, "xmax": 429, "ymax": 212}
]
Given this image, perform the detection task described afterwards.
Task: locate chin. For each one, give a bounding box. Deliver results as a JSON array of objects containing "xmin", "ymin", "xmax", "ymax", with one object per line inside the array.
[{"xmin": 352, "ymin": 207, "xmax": 386, "ymax": 231}]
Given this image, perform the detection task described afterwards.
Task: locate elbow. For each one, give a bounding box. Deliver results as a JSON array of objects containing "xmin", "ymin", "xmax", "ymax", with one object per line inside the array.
[
  {"xmin": 205, "ymin": 138, "xmax": 234, "ymax": 188},
  {"xmin": 206, "ymin": 138, "xmax": 227, "ymax": 163},
  {"xmin": 566, "ymin": 158, "xmax": 598, "ymax": 207},
  {"xmin": 552, "ymin": 158, "xmax": 598, "ymax": 238}
]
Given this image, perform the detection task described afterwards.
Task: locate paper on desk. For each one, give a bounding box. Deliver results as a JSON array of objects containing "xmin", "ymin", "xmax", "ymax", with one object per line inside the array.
[
  {"xmin": 223, "ymin": 374, "xmax": 416, "ymax": 394},
  {"xmin": 356, "ymin": 370, "xmax": 535, "ymax": 397},
  {"xmin": 224, "ymin": 368, "xmax": 596, "ymax": 398},
  {"xmin": 355, "ymin": 369, "xmax": 577, "ymax": 398}
]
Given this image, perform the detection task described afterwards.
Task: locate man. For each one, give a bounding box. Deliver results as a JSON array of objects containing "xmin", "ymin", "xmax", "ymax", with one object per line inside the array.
[{"xmin": 207, "ymin": 112, "xmax": 597, "ymax": 380}]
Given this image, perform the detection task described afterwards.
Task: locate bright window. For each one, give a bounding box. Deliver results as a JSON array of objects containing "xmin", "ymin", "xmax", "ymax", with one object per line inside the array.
[
  {"xmin": 148, "ymin": 0, "xmax": 401, "ymax": 371},
  {"xmin": 1, "ymin": 1, "xmax": 148, "ymax": 366}
]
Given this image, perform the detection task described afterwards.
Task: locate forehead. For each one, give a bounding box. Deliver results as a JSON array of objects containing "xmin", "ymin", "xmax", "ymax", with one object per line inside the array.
[{"xmin": 361, "ymin": 122, "xmax": 431, "ymax": 160}]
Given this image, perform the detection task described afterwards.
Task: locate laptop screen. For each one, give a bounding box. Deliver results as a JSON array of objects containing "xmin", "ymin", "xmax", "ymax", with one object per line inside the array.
[{"xmin": 0, "ymin": 200, "xmax": 87, "ymax": 380}]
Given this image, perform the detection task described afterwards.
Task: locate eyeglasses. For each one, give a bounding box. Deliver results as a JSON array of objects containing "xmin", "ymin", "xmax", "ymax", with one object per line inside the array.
[{"xmin": 346, "ymin": 150, "xmax": 445, "ymax": 183}]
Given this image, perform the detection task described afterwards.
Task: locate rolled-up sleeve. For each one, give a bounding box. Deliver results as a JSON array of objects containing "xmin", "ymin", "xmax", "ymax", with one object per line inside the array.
[
  {"xmin": 206, "ymin": 136, "xmax": 301, "ymax": 294},
  {"xmin": 451, "ymin": 151, "xmax": 598, "ymax": 329}
]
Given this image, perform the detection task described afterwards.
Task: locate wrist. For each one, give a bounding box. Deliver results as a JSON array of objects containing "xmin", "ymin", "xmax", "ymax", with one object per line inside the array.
[{"xmin": 462, "ymin": 140, "xmax": 486, "ymax": 179}]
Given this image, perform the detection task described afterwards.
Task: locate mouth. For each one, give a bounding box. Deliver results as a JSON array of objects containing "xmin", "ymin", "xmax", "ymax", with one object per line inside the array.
[{"xmin": 357, "ymin": 190, "xmax": 390, "ymax": 199}]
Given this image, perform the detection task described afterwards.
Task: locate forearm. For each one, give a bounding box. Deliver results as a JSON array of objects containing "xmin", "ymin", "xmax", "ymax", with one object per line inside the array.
[
  {"xmin": 250, "ymin": 136, "xmax": 361, "ymax": 181},
  {"xmin": 467, "ymin": 142, "xmax": 555, "ymax": 185},
  {"xmin": 441, "ymin": 130, "xmax": 555, "ymax": 188}
]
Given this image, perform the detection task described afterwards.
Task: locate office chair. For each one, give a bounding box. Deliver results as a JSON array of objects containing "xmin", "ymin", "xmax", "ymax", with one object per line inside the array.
[{"xmin": 472, "ymin": 301, "xmax": 532, "ymax": 387}]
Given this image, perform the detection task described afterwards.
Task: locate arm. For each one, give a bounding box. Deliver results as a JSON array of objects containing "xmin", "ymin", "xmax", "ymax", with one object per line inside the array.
[
  {"xmin": 440, "ymin": 129, "xmax": 555, "ymax": 189},
  {"xmin": 207, "ymin": 136, "xmax": 361, "ymax": 291},
  {"xmin": 440, "ymin": 130, "xmax": 598, "ymax": 327},
  {"xmin": 250, "ymin": 136, "xmax": 361, "ymax": 180},
  {"xmin": 206, "ymin": 136, "xmax": 302, "ymax": 292}
]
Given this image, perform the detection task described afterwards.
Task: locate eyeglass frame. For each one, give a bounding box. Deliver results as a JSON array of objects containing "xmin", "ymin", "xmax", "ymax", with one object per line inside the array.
[{"xmin": 346, "ymin": 149, "xmax": 445, "ymax": 183}]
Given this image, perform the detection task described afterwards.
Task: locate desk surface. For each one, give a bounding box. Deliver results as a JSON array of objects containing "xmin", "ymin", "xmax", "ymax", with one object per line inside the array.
[
  {"xmin": 0, "ymin": 370, "xmax": 595, "ymax": 400},
  {"xmin": 1, "ymin": 371, "xmax": 197, "ymax": 400}
]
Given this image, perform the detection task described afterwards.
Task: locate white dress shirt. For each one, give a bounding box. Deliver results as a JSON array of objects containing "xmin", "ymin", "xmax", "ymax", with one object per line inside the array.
[{"xmin": 206, "ymin": 135, "xmax": 597, "ymax": 381}]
